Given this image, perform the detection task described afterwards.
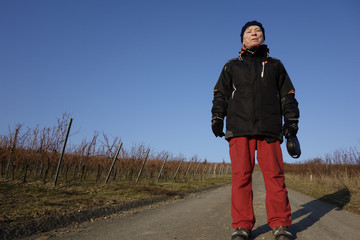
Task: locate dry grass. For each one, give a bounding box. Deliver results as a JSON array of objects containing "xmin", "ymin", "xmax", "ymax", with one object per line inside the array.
[
  {"xmin": 1, "ymin": 114, "xmax": 359, "ymax": 223},
  {"xmin": 0, "ymin": 114, "xmax": 233, "ymax": 226},
  {"xmin": 285, "ymin": 164, "xmax": 360, "ymax": 215},
  {"xmin": 283, "ymin": 146, "xmax": 360, "ymax": 215},
  {"xmin": 0, "ymin": 175, "xmax": 232, "ymax": 223}
]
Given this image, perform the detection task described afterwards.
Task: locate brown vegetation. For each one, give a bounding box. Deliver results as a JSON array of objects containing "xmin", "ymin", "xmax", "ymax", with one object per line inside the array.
[
  {"xmin": 2, "ymin": 113, "xmax": 359, "ymax": 238},
  {"xmin": 284, "ymin": 147, "xmax": 360, "ymax": 214},
  {"xmin": 0, "ymin": 114, "xmax": 230, "ymax": 185},
  {"xmin": 0, "ymin": 114, "xmax": 231, "ymax": 230}
]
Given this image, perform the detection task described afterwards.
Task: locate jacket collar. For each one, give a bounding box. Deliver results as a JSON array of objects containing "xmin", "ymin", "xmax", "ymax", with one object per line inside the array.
[{"xmin": 239, "ymin": 44, "xmax": 269, "ymax": 59}]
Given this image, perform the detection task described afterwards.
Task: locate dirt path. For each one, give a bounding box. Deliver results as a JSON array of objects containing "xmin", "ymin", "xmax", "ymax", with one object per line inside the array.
[{"xmin": 27, "ymin": 171, "xmax": 360, "ymax": 239}]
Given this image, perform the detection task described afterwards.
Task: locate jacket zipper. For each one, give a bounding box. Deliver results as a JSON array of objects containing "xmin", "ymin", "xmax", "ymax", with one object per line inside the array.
[
  {"xmin": 258, "ymin": 60, "xmax": 267, "ymax": 134},
  {"xmin": 261, "ymin": 61, "xmax": 267, "ymax": 78}
]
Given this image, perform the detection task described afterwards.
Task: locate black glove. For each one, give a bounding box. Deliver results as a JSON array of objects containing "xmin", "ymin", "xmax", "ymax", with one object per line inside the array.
[
  {"xmin": 211, "ymin": 116, "xmax": 225, "ymax": 137},
  {"xmin": 283, "ymin": 119, "xmax": 298, "ymax": 138}
]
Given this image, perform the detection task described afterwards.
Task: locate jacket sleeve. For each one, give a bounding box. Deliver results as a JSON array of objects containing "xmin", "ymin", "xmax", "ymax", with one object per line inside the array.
[
  {"xmin": 278, "ymin": 62, "xmax": 300, "ymax": 121},
  {"xmin": 211, "ymin": 63, "xmax": 232, "ymax": 118}
]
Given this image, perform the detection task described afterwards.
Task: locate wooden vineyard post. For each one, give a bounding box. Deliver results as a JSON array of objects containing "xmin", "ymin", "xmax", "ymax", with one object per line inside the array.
[
  {"xmin": 156, "ymin": 154, "xmax": 168, "ymax": 183},
  {"xmin": 200, "ymin": 162, "xmax": 207, "ymax": 181},
  {"xmin": 105, "ymin": 142, "xmax": 123, "ymax": 184},
  {"xmin": 193, "ymin": 161, "xmax": 201, "ymax": 180},
  {"xmin": 135, "ymin": 148, "xmax": 150, "ymax": 184},
  {"xmin": 184, "ymin": 161, "xmax": 192, "ymax": 181},
  {"xmin": 213, "ymin": 164, "xmax": 217, "ymax": 178},
  {"xmin": 5, "ymin": 128, "xmax": 19, "ymax": 180},
  {"xmin": 53, "ymin": 118, "xmax": 73, "ymax": 187},
  {"xmin": 206, "ymin": 163, "xmax": 213, "ymax": 179},
  {"xmin": 172, "ymin": 159, "xmax": 184, "ymax": 182},
  {"xmin": 218, "ymin": 164, "xmax": 223, "ymax": 177}
]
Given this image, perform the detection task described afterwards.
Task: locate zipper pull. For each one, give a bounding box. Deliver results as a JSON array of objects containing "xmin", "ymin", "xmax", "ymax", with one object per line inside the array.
[{"xmin": 261, "ymin": 61, "xmax": 267, "ymax": 78}]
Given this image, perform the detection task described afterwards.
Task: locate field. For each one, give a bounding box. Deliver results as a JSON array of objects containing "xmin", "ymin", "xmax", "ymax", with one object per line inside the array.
[
  {"xmin": 284, "ymin": 147, "xmax": 360, "ymax": 215},
  {"xmin": 1, "ymin": 114, "xmax": 359, "ymax": 238},
  {"xmin": 0, "ymin": 115, "xmax": 232, "ymax": 239},
  {"xmin": 0, "ymin": 115, "xmax": 231, "ymax": 185}
]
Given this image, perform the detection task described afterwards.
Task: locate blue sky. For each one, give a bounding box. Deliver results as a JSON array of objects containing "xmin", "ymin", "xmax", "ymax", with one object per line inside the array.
[{"xmin": 1, "ymin": 0, "xmax": 359, "ymax": 163}]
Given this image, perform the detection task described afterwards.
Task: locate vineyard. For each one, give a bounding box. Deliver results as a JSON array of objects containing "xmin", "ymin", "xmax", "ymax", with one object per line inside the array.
[
  {"xmin": 0, "ymin": 114, "xmax": 231, "ymax": 185},
  {"xmin": 0, "ymin": 114, "xmax": 232, "ymax": 239},
  {"xmin": 284, "ymin": 147, "xmax": 360, "ymax": 214},
  {"xmin": 1, "ymin": 114, "xmax": 360, "ymax": 239}
]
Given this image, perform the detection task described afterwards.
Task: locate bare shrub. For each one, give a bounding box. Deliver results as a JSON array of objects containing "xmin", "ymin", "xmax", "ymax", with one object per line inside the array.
[{"xmin": 0, "ymin": 114, "xmax": 230, "ymax": 185}]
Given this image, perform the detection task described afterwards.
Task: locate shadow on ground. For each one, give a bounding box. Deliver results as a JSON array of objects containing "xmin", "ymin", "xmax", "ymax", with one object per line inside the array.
[{"xmin": 251, "ymin": 187, "xmax": 351, "ymax": 239}]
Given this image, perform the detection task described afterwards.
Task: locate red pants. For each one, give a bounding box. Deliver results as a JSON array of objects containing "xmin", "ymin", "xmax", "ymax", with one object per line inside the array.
[{"xmin": 229, "ymin": 137, "xmax": 291, "ymax": 230}]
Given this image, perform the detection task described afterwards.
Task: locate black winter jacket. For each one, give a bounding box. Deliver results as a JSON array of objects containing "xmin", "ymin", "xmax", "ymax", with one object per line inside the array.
[{"xmin": 211, "ymin": 45, "xmax": 299, "ymax": 142}]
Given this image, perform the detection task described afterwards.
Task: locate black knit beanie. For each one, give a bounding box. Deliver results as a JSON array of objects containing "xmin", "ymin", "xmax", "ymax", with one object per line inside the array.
[{"xmin": 241, "ymin": 21, "xmax": 265, "ymax": 43}]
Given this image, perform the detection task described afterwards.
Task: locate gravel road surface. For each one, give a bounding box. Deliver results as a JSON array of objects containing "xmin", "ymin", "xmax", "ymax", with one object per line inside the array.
[{"xmin": 29, "ymin": 171, "xmax": 360, "ymax": 240}]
